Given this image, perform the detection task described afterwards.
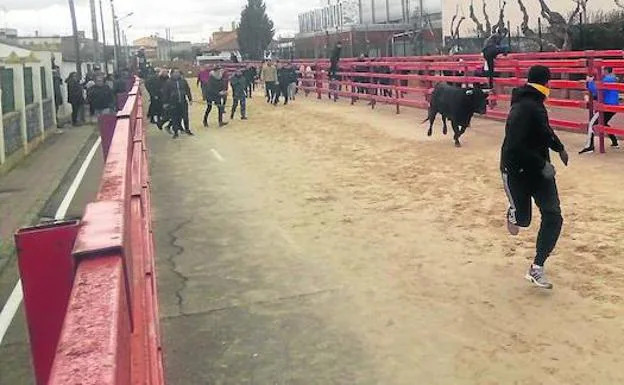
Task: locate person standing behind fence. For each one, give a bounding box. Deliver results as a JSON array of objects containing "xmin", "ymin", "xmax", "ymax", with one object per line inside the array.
[
  {"xmin": 202, "ymin": 64, "xmax": 229, "ymax": 128},
  {"xmin": 580, "ymin": 67, "xmax": 620, "ymax": 154},
  {"xmin": 87, "ymin": 75, "xmax": 115, "ymax": 118},
  {"xmin": 482, "ymin": 28, "xmax": 510, "ymax": 89},
  {"xmin": 66, "ymin": 72, "xmax": 84, "ymax": 126},
  {"xmin": 261, "ymin": 60, "xmax": 278, "ymax": 103},
  {"xmin": 500, "ymin": 65, "xmax": 569, "ymax": 289},
  {"xmin": 230, "ymin": 69, "xmax": 248, "ymax": 120},
  {"xmin": 163, "ymin": 68, "xmax": 193, "ymax": 139}
]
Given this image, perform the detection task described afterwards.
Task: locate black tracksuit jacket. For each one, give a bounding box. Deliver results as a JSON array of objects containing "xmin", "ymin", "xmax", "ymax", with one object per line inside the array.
[{"xmin": 500, "ymin": 85, "xmax": 565, "ymax": 176}]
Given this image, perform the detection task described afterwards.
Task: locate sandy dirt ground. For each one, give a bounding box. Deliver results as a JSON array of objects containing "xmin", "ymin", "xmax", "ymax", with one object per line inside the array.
[{"xmin": 150, "ymin": 87, "xmax": 624, "ymax": 385}]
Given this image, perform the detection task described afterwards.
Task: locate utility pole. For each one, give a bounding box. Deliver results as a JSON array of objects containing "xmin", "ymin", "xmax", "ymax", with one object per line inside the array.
[
  {"xmin": 68, "ymin": 0, "xmax": 82, "ymax": 78},
  {"xmin": 116, "ymin": 20, "xmax": 122, "ymax": 67},
  {"xmin": 110, "ymin": 0, "xmax": 119, "ymax": 72},
  {"xmin": 89, "ymin": 0, "xmax": 100, "ymax": 65},
  {"xmin": 99, "ymin": 0, "xmax": 109, "ymax": 73}
]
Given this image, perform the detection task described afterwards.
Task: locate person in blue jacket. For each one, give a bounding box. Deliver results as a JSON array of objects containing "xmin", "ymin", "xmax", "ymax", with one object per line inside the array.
[{"xmin": 580, "ymin": 67, "xmax": 620, "ymax": 154}]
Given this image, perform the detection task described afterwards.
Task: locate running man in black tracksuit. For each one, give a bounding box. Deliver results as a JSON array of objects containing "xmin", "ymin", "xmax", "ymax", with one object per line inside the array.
[{"xmin": 501, "ymin": 65, "xmax": 569, "ymax": 289}]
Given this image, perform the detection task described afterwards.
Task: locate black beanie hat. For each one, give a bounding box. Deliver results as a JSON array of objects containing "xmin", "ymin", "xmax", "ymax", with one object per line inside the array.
[{"xmin": 527, "ymin": 65, "xmax": 551, "ymax": 86}]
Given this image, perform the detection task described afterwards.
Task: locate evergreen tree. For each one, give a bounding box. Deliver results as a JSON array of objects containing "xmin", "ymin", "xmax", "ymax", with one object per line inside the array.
[{"xmin": 237, "ymin": 0, "xmax": 275, "ymax": 60}]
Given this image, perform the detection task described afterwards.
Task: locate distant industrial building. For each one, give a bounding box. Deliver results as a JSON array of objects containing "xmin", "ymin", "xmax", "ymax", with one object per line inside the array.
[{"xmin": 294, "ymin": 0, "xmax": 442, "ymax": 58}]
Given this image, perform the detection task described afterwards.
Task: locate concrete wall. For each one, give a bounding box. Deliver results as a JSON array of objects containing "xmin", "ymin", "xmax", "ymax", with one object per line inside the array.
[
  {"xmin": 442, "ymin": 0, "xmax": 618, "ymax": 39},
  {"xmin": 0, "ymin": 46, "xmax": 58, "ymax": 168}
]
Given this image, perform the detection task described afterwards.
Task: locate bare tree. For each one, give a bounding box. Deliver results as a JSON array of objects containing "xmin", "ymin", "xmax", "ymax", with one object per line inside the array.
[
  {"xmin": 447, "ymin": 5, "xmax": 466, "ymax": 52},
  {"xmin": 483, "ymin": 0, "xmax": 492, "ymax": 35},
  {"xmin": 450, "ymin": 6, "xmax": 459, "ymax": 37},
  {"xmin": 469, "ymin": 0, "xmax": 487, "ymax": 37},
  {"xmin": 494, "ymin": 1, "xmax": 507, "ymax": 33},
  {"xmin": 449, "ymin": 5, "xmax": 466, "ymax": 40},
  {"xmin": 517, "ymin": 0, "xmax": 561, "ymax": 50},
  {"xmin": 537, "ymin": 0, "xmax": 587, "ymax": 50},
  {"xmin": 615, "ymin": 0, "xmax": 624, "ymax": 9},
  {"xmin": 455, "ymin": 17, "xmax": 466, "ymax": 39}
]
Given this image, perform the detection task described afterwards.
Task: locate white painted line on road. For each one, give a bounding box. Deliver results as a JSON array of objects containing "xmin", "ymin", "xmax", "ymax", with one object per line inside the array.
[
  {"xmin": 211, "ymin": 148, "xmax": 225, "ymax": 162},
  {"xmin": 0, "ymin": 281, "xmax": 22, "ymax": 345},
  {"xmin": 0, "ymin": 136, "xmax": 102, "ymax": 345},
  {"xmin": 55, "ymin": 137, "xmax": 102, "ymax": 220}
]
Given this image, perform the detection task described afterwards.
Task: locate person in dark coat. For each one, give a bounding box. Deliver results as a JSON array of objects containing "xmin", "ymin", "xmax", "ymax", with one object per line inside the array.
[
  {"xmin": 501, "ymin": 65, "xmax": 569, "ymax": 289},
  {"xmin": 202, "ymin": 65, "xmax": 228, "ymax": 128},
  {"xmin": 286, "ymin": 63, "xmax": 298, "ymax": 101},
  {"xmin": 53, "ymin": 66, "xmax": 63, "ymax": 113},
  {"xmin": 87, "ymin": 75, "xmax": 115, "ymax": 116},
  {"xmin": 243, "ymin": 64, "xmax": 256, "ymax": 98},
  {"xmin": 147, "ymin": 70, "xmax": 169, "ymax": 126},
  {"xmin": 66, "ymin": 72, "xmax": 84, "ymax": 126},
  {"xmin": 482, "ymin": 28, "xmax": 510, "ymax": 88},
  {"xmin": 273, "ymin": 62, "xmax": 290, "ymax": 105},
  {"xmin": 221, "ymin": 69, "xmax": 230, "ymax": 113},
  {"xmin": 145, "ymin": 72, "xmax": 159, "ymax": 123},
  {"xmin": 328, "ymin": 42, "xmax": 342, "ymax": 81},
  {"xmin": 162, "ymin": 68, "xmax": 193, "ymax": 138},
  {"xmin": 230, "ymin": 69, "xmax": 248, "ymax": 120}
]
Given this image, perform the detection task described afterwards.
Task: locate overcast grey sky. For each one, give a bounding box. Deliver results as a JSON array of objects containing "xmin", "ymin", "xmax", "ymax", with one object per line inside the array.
[{"xmin": 1, "ymin": 0, "xmax": 312, "ymax": 43}]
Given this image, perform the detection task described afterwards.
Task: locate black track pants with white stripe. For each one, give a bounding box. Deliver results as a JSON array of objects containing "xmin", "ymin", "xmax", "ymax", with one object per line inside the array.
[{"xmin": 502, "ymin": 171, "xmax": 563, "ymax": 266}]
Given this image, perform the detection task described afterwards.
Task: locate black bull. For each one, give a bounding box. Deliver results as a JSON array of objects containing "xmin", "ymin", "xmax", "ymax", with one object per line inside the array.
[{"xmin": 422, "ymin": 84, "xmax": 489, "ymax": 147}]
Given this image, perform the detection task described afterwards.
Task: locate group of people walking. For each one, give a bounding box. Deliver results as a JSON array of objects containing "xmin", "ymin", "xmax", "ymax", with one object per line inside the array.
[
  {"xmin": 60, "ymin": 66, "xmax": 131, "ymax": 126},
  {"xmin": 145, "ymin": 63, "xmax": 262, "ymax": 139},
  {"xmin": 145, "ymin": 68, "xmax": 194, "ymax": 138},
  {"xmin": 260, "ymin": 60, "xmax": 299, "ymax": 105}
]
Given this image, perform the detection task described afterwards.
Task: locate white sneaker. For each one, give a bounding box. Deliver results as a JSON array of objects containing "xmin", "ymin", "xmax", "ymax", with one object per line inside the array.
[
  {"xmin": 506, "ymin": 210, "xmax": 519, "ymax": 236},
  {"xmin": 525, "ymin": 264, "xmax": 553, "ymax": 289}
]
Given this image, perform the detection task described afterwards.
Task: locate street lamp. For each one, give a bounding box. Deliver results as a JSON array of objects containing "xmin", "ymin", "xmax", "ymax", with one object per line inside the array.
[
  {"xmin": 110, "ymin": 0, "xmax": 132, "ymax": 71},
  {"xmin": 123, "ymin": 25, "xmax": 133, "ymax": 62}
]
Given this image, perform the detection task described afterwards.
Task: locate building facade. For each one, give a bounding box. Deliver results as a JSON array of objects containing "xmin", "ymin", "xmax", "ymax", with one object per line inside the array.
[
  {"xmin": 295, "ymin": 0, "xmax": 444, "ymax": 58},
  {"xmin": 358, "ymin": 0, "xmax": 442, "ymax": 25}
]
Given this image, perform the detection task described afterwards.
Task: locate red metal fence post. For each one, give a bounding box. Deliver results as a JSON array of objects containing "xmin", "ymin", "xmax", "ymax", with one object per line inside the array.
[{"xmin": 14, "ymin": 221, "xmax": 81, "ymax": 385}]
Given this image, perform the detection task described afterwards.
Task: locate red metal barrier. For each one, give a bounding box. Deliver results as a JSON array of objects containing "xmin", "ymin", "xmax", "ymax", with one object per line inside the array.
[
  {"xmin": 14, "ymin": 221, "xmax": 81, "ymax": 385},
  {"xmin": 15, "ymin": 78, "xmax": 164, "ymax": 384}
]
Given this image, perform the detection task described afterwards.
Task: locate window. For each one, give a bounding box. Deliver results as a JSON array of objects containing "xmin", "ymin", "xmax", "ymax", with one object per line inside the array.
[
  {"xmin": 1, "ymin": 68, "xmax": 15, "ymax": 113},
  {"xmin": 24, "ymin": 67, "xmax": 34, "ymax": 105},
  {"xmin": 40, "ymin": 67, "xmax": 48, "ymax": 99}
]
